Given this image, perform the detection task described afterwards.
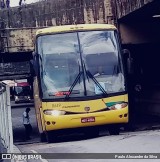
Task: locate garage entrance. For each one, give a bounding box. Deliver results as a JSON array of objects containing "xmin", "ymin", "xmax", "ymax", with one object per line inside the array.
[{"xmin": 118, "ymin": 0, "xmax": 160, "ymax": 128}]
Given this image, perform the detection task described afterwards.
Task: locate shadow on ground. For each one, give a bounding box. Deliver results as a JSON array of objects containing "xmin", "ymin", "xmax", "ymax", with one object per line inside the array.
[
  {"xmin": 13, "ymin": 112, "xmax": 160, "ymax": 145},
  {"xmin": 13, "ymin": 125, "xmax": 40, "ymax": 144}
]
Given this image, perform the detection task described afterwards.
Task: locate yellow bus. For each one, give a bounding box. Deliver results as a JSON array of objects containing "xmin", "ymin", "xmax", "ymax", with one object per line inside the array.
[{"xmin": 33, "ymin": 24, "xmax": 129, "ymax": 142}]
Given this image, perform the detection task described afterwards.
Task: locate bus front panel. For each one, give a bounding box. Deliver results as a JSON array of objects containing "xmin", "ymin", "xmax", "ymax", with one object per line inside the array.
[{"xmin": 40, "ymin": 94, "xmax": 128, "ymax": 131}]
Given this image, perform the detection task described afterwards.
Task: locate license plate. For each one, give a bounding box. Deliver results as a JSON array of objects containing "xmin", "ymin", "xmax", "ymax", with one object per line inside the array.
[{"xmin": 81, "ymin": 117, "xmax": 95, "ymax": 123}]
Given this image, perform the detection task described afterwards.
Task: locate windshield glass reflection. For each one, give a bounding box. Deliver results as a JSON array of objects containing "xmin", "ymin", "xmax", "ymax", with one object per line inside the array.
[
  {"xmin": 37, "ymin": 30, "xmax": 125, "ymax": 99},
  {"xmin": 79, "ymin": 31, "xmax": 124, "ymax": 95},
  {"xmin": 38, "ymin": 33, "xmax": 84, "ymax": 98}
]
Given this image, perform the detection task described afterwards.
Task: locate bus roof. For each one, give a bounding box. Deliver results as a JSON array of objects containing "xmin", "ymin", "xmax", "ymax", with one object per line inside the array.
[{"xmin": 36, "ymin": 24, "xmax": 117, "ymax": 35}]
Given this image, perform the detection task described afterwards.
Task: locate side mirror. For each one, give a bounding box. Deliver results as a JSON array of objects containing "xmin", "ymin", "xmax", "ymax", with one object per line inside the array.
[
  {"xmin": 30, "ymin": 59, "xmax": 36, "ymax": 77},
  {"xmin": 31, "ymin": 51, "xmax": 39, "ymax": 76},
  {"xmin": 122, "ymin": 49, "xmax": 134, "ymax": 74},
  {"xmin": 32, "ymin": 51, "xmax": 38, "ymax": 59}
]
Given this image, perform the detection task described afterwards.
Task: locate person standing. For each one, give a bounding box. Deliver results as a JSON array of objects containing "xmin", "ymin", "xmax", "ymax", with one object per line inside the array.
[
  {"xmin": 1, "ymin": 0, "xmax": 5, "ymax": 9},
  {"xmin": 23, "ymin": 107, "xmax": 32, "ymax": 140},
  {"xmin": 5, "ymin": 0, "xmax": 10, "ymax": 8},
  {"xmin": 19, "ymin": 0, "xmax": 26, "ymax": 6}
]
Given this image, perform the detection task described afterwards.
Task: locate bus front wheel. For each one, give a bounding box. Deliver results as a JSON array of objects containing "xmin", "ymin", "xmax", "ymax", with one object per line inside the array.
[
  {"xmin": 84, "ymin": 127, "xmax": 99, "ymax": 138},
  {"xmin": 40, "ymin": 132, "xmax": 47, "ymax": 142},
  {"xmin": 108, "ymin": 125, "xmax": 120, "ymax": 135},
  {"xmin": 46, "ymin": 131, "xmax": 58, "ymax": 143}
]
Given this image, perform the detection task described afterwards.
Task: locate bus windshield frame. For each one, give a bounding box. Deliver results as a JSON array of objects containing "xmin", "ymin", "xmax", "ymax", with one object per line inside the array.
[{"xmin": 36, "ymin": 30, "xmax": 126, "ymax": 100}]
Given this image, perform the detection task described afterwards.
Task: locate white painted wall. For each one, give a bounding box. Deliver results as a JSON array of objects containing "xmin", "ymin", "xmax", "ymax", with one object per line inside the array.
[{"xmin": 0, "ymin": 83, "xmax": 13, "ymax": 153}]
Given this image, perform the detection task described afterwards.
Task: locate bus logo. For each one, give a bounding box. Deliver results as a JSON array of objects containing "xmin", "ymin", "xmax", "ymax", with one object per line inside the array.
[{"xmin": 84, "ymin": 107, "xmax": 90, "ymax": 112}]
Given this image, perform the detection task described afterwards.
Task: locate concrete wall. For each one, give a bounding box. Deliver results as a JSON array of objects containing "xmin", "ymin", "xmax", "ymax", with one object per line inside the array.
[
  {"xmin": 0, "ymin": 61, "xmax": 31, "ymax": 80},
  {"xmin": 0, "ymin": 0, "xmax": 157, "ymax": 52},
  {"xmin": 0, "ymin": 83, "xmax": 13, "ymax": 153},
  {"xmin": 114, "ymin": 0, "xmax": 154, "ymax": 19},
  {"xmin": 0, "ymin": 0, "xmax": 114, "ymax": 53},
  {"xmin": 115, "ymin": 0, "xmax": 160, "ymax": 44},
  {"xmin": 4, "ymin": 28, "xmax": 37, "ymax": 53},
  {"xmin": 0, "ymin": 0, "xmax": 114, "ymax": 28},
  {"xmin": 119, "ymin": 21, "xmax": 160, "ymax": 44}
]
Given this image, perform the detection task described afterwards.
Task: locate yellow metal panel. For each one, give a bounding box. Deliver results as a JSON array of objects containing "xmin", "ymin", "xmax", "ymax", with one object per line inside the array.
[
  {"xmin": 36, "ymin": 24, "xmax": 117, "ymax": 35},
  {"xmin": 43, "ymin": 95, "xmax": 127, "ymax": 112},
  {"xmin": 44, "ymin": 108, "xmax": 128, "ymax": 131},
  {"xmin": 41, "ymin": 94, "xmax": 128, "ymax": 131},
  {"xmin": 33, "ymin": 77, "xmax": 44, "ymax": 133}
]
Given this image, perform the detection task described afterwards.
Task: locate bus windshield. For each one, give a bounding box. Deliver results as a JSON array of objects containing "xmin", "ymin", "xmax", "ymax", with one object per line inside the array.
[
  {"xmin": 15, "ymin": 86, "xmax": 31, "ymax": 96},
  {"xmin": 37, "ymin": 30, "xmax": 125, "ymax": 99}
]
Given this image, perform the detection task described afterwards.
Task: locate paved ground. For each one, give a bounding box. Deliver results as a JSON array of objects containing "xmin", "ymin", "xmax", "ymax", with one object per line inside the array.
[
  {"xmin": 17, "ymin": 130, "xmax": 160, "ymax": 162},
  {"xmin": 0, "ymin": 141, "xmax": 7, "ymax": 162},
  {"xmin": 11, "ymin": 100, "xmax": 34, "ymax": 108}
]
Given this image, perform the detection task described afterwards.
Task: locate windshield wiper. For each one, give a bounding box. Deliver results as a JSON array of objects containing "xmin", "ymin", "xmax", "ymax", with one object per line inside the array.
[
  {"xmin": 83, "ymin": 63, "xmax": 107, "ymax": 96},
  {"xmin": 65, "ymin": 71, "xmax": 83, "ymax": 99},
  {"xmin": 65, "ymin": 69, "xmax": 108, "ymax": 99},
  {"xmin": 85, "ymin": 70, "xmax": 108, "ymax": 97}
]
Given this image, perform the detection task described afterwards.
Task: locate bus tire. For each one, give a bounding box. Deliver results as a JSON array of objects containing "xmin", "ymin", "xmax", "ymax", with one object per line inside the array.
[
  {"xmin": 108, "ymin": 125, "xmax": 120, "ymax": 135},
  {"xmin": 40, "ymin": 133, "xmax": 47, "ymax": 142},
  {"xmin": 46, "ymin": 131, "xmax": 58, "ymax": 143},
  {"xmin": 84, "ymin": 127, "xmax": 99, "ymax": 138}
]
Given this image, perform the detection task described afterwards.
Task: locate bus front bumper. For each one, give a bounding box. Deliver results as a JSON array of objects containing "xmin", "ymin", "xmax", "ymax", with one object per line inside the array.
[{"xmin": 43, "ymin": 107, "xmax": 128, "ymax": 131}]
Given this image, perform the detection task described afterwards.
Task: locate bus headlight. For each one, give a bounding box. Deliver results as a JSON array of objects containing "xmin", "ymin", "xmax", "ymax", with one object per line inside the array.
[
  {"xmin": 43, "ymin": 110, "xmax": 66, "ymax": 116},
  {"xmin": 108, "ymin": 102, "xmax": 128, "ymax": 110}
]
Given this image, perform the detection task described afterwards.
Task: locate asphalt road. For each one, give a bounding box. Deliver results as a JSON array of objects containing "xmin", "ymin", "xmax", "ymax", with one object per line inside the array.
[
  {"xmin": 11, "ymin": 100, "xmax": 34, "ymax": 108},
  {"xmin": 17, "ymin": 130, "xmax": 160, "ymax": 162}
]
